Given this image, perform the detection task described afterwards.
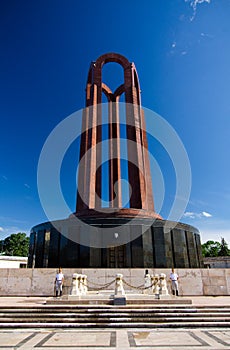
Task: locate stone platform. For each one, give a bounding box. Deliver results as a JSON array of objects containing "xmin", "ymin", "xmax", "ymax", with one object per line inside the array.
[{"xmin": 46, "ymin": 293, "xmax": 193, "ymax": 305}]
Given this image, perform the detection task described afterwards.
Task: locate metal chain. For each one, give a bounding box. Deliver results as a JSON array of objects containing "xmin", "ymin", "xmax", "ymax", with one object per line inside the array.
[
  {"xmin": 81, "ymin": 279, "xmax": 116, "ymax": 291},
  {"xmin": 74, "ymin": 278, "xmax": 155, "ymax": 292},
  {"xmin": 86, "ymin": 279, "xmax": 115, "ymax": 287},
  {"xmin": 122, "ymin": 279, "xmax": 154, "ymax": 291}
]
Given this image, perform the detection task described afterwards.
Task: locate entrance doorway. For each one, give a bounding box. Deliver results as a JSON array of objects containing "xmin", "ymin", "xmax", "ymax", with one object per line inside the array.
[{"xmin": 108, "ymin": 245, "xmax": 126, "ymax": 268}]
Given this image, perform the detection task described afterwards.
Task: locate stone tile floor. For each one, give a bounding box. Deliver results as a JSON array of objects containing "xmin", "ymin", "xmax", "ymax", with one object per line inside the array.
[{"xmin": 1, "ymin": 328, "xmax": 230, "ymax": 349}]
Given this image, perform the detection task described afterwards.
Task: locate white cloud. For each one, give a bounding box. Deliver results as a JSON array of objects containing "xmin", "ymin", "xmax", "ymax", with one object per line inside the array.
[
  {"xmin": 183, "ymin": 211, "xmax": 212, "ymax": 219},
  {"xmin": 185, "ymin": 0, "xmax": 211, "ymax": 21},
  {"xmin": 0, "ymin": 227, "xmax": 3, "ymax": 232},
  {"xmin": 202, "ymin": 211, "xmax": 212, "ymax": 218},
  {"xmin": 183, "ymin": 211, "xmax": 197, "ymax": 219}
]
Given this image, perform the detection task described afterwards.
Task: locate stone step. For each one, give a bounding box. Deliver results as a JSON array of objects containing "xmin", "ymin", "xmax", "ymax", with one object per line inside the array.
[
  {"xmin": 0, "ymin": 316, "xmax": 230, "ymax": 323},
  {"xmin": 1, "ymin": 304, "xmax": 226, "ymax": 310},
  {"xmin": 2, "ymin": 311, "xmax": 230, "ymax": 317},
  {"xmin": 1, "ymin": 314, "xmax": 230, "ymax": 322},
  {"xmin": 1, "ymin": 321, "xmax": 230, "ymax": 328},
  {"xmin": 1, "ymin": 306, "xmax": 230, "ymax": 313},
  {"xmin": 1, "ymin": 304, "xmax": 230, "ymax": 328},
  {"xmin": 47, "ymin": 298, "xmax": 193, "ymax": 305},
  {"xmin": 0, "ymin": 308, "xmax": 198, "ymax": 314},
  {"xmin": 0, "ymin": 305, "xmax": 196, "ymax": 310}
]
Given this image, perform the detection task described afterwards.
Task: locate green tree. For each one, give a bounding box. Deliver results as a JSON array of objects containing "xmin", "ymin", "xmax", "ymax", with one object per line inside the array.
[
  {"xmin": 218, "ymin": 237, "xmax": 230, "ymax": 256},
  {"xmin": 2, "ymin": 233, "xmax": 29, "ymax": 257},
  {"xmin": 202, "ymin": 240, "xmax": 221, "ymax": 257},
  {"xmin": 0, "ymin": 240, "xmax": 4, "ymax": 254}
]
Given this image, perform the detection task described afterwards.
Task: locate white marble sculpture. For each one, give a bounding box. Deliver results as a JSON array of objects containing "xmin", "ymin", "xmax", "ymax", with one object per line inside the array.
[
  {"xmin": 71, "ymin": 273, "xmax": 81, "ymax": 296},
  {"xmin": 159, "ymin": 273, "xmax": 169, "ymax": 296},
  {"xmin": 114, "ymin": 273, "xmax": 125, "ymax": 296}
]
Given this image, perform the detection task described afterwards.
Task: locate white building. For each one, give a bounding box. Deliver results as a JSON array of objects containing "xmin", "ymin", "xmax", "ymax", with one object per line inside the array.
[
  {"xmin": 0, "ymin": 256, "xmax": 28, "ymax": 268},
  {"xmin": 203, "ymin": 256, "xmax": 230, "ymax": 268}
]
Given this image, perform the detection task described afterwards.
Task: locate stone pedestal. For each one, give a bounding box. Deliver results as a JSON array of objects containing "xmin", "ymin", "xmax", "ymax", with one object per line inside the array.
[
  {"xmin": 143, "ymin": 273, "xmax": 152, "ymax": 294},
  {"xmin": 114, "ymin": 273, "xmax": 125, "ymax": 296},
  {"xmin": 159, "ymin": 273, "xmax": 169, "ymax": 296},
  {"xmin": 70, "ymin": 273, "xmax": 88, "ymax": 297},
  {"xmin": 70, "ymin": 273, "xmax": 81, "ymax": 296}
]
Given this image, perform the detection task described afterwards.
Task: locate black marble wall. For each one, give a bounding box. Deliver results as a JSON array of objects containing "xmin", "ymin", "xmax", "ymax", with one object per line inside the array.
[{"xmin": 28, "ymin": 218, "xmax": 203, "ymax": 268}]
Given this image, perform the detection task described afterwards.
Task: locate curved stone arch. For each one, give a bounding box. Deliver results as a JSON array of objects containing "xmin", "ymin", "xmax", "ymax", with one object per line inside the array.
[
  {"xmin": 95, "ymin": 52, "xmax": 130, "ymax": 70},
  {"xmin": 114, "ymin": 84, "xmax": 125, "ymax": 102},
  {"xmin": 94, "ymin": 53, "xmax": 131, "ymax": 93},
  {"xmin": 102, "ymin": 83, "xmax": 113, "ymax": 102},
  {"xmin": 132, "ymin": 64, "xmax": 140, "ymax": 90},
  {"xmin": 132, "ymin": 65, "xmax": 141, "ymax": 105}
]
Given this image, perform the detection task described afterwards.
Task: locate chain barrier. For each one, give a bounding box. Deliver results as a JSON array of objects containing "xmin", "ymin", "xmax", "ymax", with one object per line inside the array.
[
  {"xmin": 81, "ymin": 279, "xmax": 116, "ymax": 291},
  {"xmin": 87, "ymin": 279, "xmax": 115, "ymax": 287},
  {"xmin": 122, "ymin": 279, "xmax": 154, "ymax": 291},
  {"xmin": 75, "ymin": 278, "xmax": 155, "ymax": 293}
]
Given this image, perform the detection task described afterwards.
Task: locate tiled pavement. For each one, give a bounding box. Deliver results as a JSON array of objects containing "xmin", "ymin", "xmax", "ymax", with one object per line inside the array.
[{"xmin": 1, "ymin": 328, "xmax": 230, "ymax": 349}]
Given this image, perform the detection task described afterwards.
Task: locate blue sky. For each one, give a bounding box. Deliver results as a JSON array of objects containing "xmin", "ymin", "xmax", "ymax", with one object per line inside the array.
[{"xmin": 0, "ymin": 0, "xmax": 230, "ymax": 244}]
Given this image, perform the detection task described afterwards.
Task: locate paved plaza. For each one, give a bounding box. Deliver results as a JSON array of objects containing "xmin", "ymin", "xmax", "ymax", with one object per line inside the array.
[{"xmin": 1, "ymin": 327, "xmax": 230, "ymax": 349}]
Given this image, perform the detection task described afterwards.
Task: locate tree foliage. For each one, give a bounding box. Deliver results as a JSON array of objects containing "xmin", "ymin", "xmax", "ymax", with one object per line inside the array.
[
  {"xmin": 202, "ymin": 237, "xmax": 230, "ymax": 257},
  {"xmin": 0, "ymin": 232, "xmax": 29, "ymax": 257},
  {"xmin": 202, "ymin": 240, "xmax": 221, "ymax": 257},
  {"xmin": 218, "ymin": 237, "xmax": 230, "ymax": 256}
]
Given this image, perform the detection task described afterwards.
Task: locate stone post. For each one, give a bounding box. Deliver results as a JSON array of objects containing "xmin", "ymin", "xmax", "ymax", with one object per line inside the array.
[
  {"xmin": 82, "ymin": 274, "xmax": 88, "ymax": 295},
  {"xmin": 78, "ymin": 274, "xmax": 84, "ymax": 295},
  {"xmin": 152, "ymin": 274, "xmax": 160, "ymax": 299},
  {"xmin": 159, "ymin": 273, "xmax": 169, "ymax": 296},
  {"xmin": 114, "ymin": 273, "xmax": 126, "ymax": 305},
  {"xmin": 70, "ymin": 273, "xmax": 81, "ymax": 296},
  {"xmin": 115, "ymin": 273, "xmax": 125, "ymax": 296},
  {"xmin": 143, "ymin": 273, "xmax": 152, "ymax": 294}
]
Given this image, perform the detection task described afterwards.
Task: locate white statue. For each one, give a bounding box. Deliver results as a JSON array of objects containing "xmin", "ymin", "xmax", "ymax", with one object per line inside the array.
[
  {"xmin": 152, "ymin": 274, "xmax": 160, "ymax": 296},
  {"xmin": 114, "ymin": 273, "xmax": 125, "ymax": 296},
  {"xmin": 71, "ymin": 273, "xmax": 81, "ymax": 296},
  {"xmin": 159, "ymin": 273, "xmax": 169, "ymax": 296}
]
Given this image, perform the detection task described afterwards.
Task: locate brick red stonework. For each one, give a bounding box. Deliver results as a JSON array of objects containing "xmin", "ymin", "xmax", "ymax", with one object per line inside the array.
[{"xmin": 76, "ymin": 53, "xmax": 162, "ymax": 220}]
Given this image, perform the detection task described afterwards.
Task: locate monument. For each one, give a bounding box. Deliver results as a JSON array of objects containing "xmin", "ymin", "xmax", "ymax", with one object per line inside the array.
[{"xmin": 28, "ymin": 53, "xmax": 203, "ymax": 269}]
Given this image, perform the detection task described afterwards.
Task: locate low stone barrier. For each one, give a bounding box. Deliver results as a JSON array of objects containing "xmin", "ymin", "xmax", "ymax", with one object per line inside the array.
[{"xmin": 0, "ymin": 268, "xmax": 229, "ymax": 296}]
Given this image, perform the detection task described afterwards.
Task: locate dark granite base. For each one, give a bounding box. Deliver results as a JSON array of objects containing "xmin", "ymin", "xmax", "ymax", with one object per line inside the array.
[{"xmin": 28, "ymin": 217, "xmax": 203, "ymax": 268}]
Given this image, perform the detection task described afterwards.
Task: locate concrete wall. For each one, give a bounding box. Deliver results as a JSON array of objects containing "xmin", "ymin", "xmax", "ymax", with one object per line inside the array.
[{"xmin": 0, "ymin": 268, "xmax": 229, "ymax": 296}]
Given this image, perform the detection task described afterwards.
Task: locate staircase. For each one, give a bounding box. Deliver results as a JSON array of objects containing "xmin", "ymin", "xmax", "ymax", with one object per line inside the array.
[{"xmin": 1, "ymin": 304, "xmax": 230, "ymax": 328}]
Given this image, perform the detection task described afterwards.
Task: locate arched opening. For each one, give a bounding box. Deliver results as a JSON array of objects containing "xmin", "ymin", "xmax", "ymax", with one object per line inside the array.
[{"xmin": 102, "ymin": 62, "xmax": 124, "ymax": 93}]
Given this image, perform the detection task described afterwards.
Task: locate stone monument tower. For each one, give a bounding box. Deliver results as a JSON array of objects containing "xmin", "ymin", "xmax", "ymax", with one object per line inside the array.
[
  {"xmin": 28, "ymin": 53, "xmax": 203, "ymax": 269},
  {"xmin": 76, "ymin": 52, "xmax": 161, "ymax": 219}
]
